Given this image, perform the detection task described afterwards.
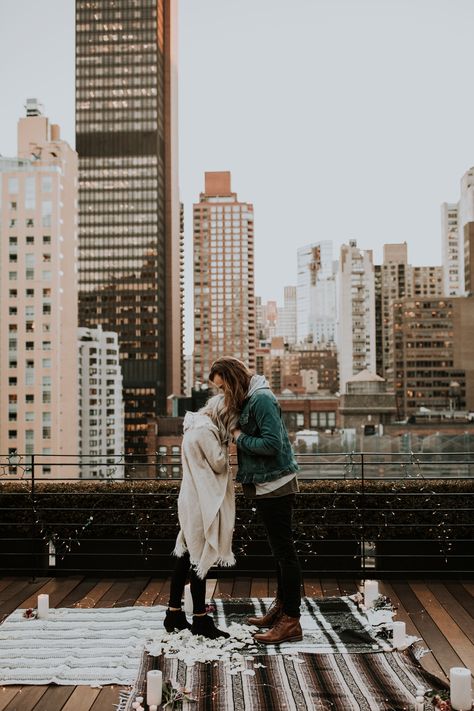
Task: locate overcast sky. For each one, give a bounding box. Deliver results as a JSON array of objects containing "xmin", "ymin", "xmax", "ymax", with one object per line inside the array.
[{"xmin": 1, "ymin": 0, "xmax": 474, "ymax": 352}]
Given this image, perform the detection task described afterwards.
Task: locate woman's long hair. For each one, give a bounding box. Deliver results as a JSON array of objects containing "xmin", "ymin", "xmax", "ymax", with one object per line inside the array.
[
  {"xmin": 208, "ymin": 357, "xmax": 253, "ymax": 413},
  {"xmin": 200, "ymin": 394, "xmax": 238, "ymax": 443}
]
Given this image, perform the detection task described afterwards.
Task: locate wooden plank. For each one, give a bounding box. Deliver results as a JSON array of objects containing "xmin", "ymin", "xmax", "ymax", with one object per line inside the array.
[
  {"xmin": 94, "ymin": 580, "xmax": 129, "ymax": 608},
  {"xmin": 89, "ymin": 686, "xmax": 120, "ymax": 710},
  {"xmin": 0, "ymin": 578, "xmax": 14, "ymax": 595},
  {"xmin": 20, "ymin": 577, "xmax": 83, "ymax": 609},
  {"xmin": 213, "ymin": 577, "xmax": 234, "ymax": 600},
  {"xmin": 0, "ymin": 578, "xmax": 50, "ymax": 622},
  {"xmin": 0, "ymin": 578, "xmax": 46, "ymax": 605},
  {"xmin": 0, "ymin": 689, "xmax": 21, "ymax": 711},
  {"xmin": 134, "ymin": 578, "xmax": 167, "ymax": 606},
  {"xmin": 75, "ymin": 580, "xmax": 114, "ymax": 608},
  {"xmin": 337, "ymin": 579, "xmax": 359, "ymax": 596},
  {"xmin": 114, "ymin": 577, "xmax": 149, "ymax": 607},
  {"xmin": 378, "ymin": 580, "xmax": 446, "ymax": 682},
  {"xmin": 31, "ymin": 686, "xmax": 75, "ymax": 711},
  {"xmin": 232, "ymin": 577, "xmax": 251, "ymax": 598},
  {"xmin": 411, "ymin": 582, "xmax": 474, "ymax": 670},
  {"xmin": 2, "ymin": 686, "xmax": 47, "ymax": 711},
  {"xmin": 250, "ymin": 577, "xmax": 268, "ymax": 597},
  {"xmin": 445, "ymin": 581, "xmax": 474, "ymax": 617},
  {"xmin": 59, "ymin": 578, "xmax": 99, "ymax": 608},
  {"xmin": 268, "ymin": 576, "xmax": 278, "ymax": 597},
  {"xmin": 154, "ymin": 577, "xmax": 171, "ymax": 606},
  {"xmin": 427, "ymin": 581, "xmax": 474, "ymax": 644},
  {"xmin": 392, "ymin": 580, "xmax": 464, "ymax": 677},
  {"xmin": 462, "ymin": 581, "xmax": 474, "ymax": 597},
  {"xmin": 320, "ymin": 579, "xmax": 340, "ymax": 597},
  {"xmin": 60, "ymin": 687, "xmax": 100, "ymax": 711},
  {"xmin": 303, "ymin": 577, "xmax": 323, "ymax": 597},
  {"xmin": 206, "ymin": 578, "xmax": 217, "ymax": 600}
]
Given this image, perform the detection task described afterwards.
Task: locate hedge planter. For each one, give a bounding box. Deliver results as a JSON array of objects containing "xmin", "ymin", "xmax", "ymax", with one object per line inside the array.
[
  {"xmin": 375, "ymin": 540, "xmax": 474, "ymax": 573},
  {"xmin": 0, "ymin": 538, "xmax": 48, "ymax": 575}
]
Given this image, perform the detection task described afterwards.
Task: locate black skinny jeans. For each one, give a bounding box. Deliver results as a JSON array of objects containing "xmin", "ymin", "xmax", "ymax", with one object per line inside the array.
[
  {"xmin": 168, "ymin": 552, "xmax": 207, "ymax": 615},
  {"xmin": 255, "ymin": 493, "xmax": 302, "ymax": 618}
]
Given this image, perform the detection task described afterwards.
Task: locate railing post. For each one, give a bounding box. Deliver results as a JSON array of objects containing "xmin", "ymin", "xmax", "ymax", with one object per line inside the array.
[
  {"xmin": 31, "ymin": 453, "xmax": 35, "ymax": 501},
  {"xmin": 361, "ymin": 452, "xmax": 366, "ymax": 578}
]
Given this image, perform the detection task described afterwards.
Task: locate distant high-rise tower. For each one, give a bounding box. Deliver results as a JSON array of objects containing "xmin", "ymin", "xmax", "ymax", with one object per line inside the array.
[
  {"xmin": 193, "ymin": 172, "xmax": 255, "ymax": 382},
  {"xmin": 75, "ymin": 0, "xmax": 182, "ymax": 455},
  {"xmin": 0, "ymin": 101, "xmax": 78, "ymax": 475},
  {"xmin": 441, "ymin": 203, "xmax": 461, "ymax": 296},
  {"xmin": 78, "ymin": 325, "xmax": 124, "ymax": 479},
  {"xmin": 375, "ymin": 242, "xmax": 443, "ymax": 385},
  {"xmin": 277, "ymin": 286, "xmax": 297, "ymax": 345},
  {"xmin": 297, "ymin": 241, "xmax": 337, "ymax": 344},
  {"xmin": 337, "ymin": 240, "xmax": 376, "ymax": 389}
]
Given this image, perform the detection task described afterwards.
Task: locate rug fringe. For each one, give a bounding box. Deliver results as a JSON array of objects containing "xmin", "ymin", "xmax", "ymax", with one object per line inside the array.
[{"xmin": 114, "ymin": 687, "xmax": 134, "ymax": 711}]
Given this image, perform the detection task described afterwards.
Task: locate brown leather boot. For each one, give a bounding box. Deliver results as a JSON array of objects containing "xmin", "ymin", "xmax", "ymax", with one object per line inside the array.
[
  {"xmin": 253, "ymin": 613, "xmax": 303, "ymax": 644},
  {"xmin": 247, "ymin": 599, "xmax": 283, "ymax": 628}
]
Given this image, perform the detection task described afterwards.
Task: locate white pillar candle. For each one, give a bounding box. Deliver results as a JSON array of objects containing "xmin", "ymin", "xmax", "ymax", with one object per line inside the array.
[
  {"xmin": 184, "ymin": 583, "xmax": 193, "ymax": 615},
  {"xmin": 391, "ymin": 620, "xmax": 406, "ymax": 648},
  {"xmin": 149, "ymin": 706, "xmax": 158, "ymax": 711},
  {"xmin": 450, "ymin": 667, "xmax": 472, "ymax": 711},
  {"xmin": 37, "ymin": 594, "xmax": 49, "ymax": 619},
  {"xmin": 414, "ymin": 694, "xmax": 424, "ymax": 711},
  {"xmin": 146, "ymin": 669, "xmax": 162, "ymax": 707},
  {"xmin": 363, "ymin": 580, "xmax": 379, "ymax": 608}
]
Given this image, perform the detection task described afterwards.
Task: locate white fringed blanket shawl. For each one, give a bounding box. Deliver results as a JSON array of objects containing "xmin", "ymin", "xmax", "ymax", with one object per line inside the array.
[{"xmin": 174, "ymin": 412, "xmax": 236, "ymax": 578}]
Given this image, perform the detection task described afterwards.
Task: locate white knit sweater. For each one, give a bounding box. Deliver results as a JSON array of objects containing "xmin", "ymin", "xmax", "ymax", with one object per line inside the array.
[{"xmin": 173, "ymin": 411, "xmax": 236, "ymax": 579}]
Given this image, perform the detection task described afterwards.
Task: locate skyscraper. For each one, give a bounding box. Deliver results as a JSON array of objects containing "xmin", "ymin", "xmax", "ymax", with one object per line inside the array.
[
  {"xmin": 0, "ymin": 101, "xmax": 78, "ymax": 475},
  {"xmin": 375, "ymin": 243, "xmax": 443, "ymax": 385},
  {"xmin": 337, "ymin": 240, "xmax": 376, "ymax": 389},
  {"xmin": 441, "ymin": 203, "xmax": 461, "ymax": 296},
  {"xmin": 193, "ymin": 171, "xmax": 256, "ymax": 382},
  {"xmin": 277, "ymin": 286, "xmax": 297, "ymax": 345},
  {"xmin": 75, "ymin": 0, "xmax": 182, "ymax": 455},
  {"xmin": 78, "ymin": 325, "xmax": 125, "ymax": 479},
  {"xmin": 296, "ymin": 241, "xmax": 337, "ymax": 344}
]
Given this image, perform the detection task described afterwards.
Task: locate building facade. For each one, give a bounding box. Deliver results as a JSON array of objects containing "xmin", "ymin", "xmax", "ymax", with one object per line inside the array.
[
  {"xmin": 375, "ymin": 243, "xmax": 443, "ymax": 387},
  {"xmin": 276, "ymin": 285, "xmax": 297, "ymax": 345},
  {"xmin": 193, "ymin": 172, "xmax": 256, "ymax": 382},
  {"xmin": 78, "ymin": 326, "xmax": 124, "ymax": 478},
  {"xmin": 0, "ymin": 101, "xmax": 78, "ymax": 475},
  {"xmin": 256, "ymin": 338, "xmax": 338, "ymax": 395},
  {"xmin": 392, "ymin": 297, "xmax": 473, "ymax": 418},
  {"xmin": 76, "ymin": 0, "xmax": 182, "ymax": 456},
  {"xmin": 441, "ymin": 202, "xmax": 461, "ymax": 296},
  {"xmin": 297, "ymin": 241, "xmax": 337, "ymax": 344},
  {"xmin": 336, "ymin": 240, "xmax": 376, "ymax": 390}
]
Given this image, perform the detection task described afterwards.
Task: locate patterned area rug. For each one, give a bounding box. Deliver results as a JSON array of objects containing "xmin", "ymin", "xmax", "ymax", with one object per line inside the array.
[
  {"xmin": 127, "ymin": 648, "xmax": 447, "ymax": 711},
  {"xmin": 0, "ymin": 597, "xmax": 396, "ymax": 685}
]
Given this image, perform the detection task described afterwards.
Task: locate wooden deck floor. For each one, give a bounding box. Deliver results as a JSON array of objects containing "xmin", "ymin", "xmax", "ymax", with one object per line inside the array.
[{"xmin": 0, "ymin": 576, "xmax": 473, "ymax": 711}]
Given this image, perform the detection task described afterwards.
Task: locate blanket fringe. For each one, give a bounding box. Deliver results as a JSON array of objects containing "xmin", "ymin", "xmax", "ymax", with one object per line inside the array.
[
  {"xmin": 172, "ymin": 530, "xmax": 188, "ymax": 558},
  {"xmin": 114, "ymin": 687, "xmax": 134, "ymax": 711}
]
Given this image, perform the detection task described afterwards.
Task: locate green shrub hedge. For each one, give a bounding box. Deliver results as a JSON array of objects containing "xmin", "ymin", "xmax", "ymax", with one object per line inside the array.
[{"xmin": 1, "ymin": 478, "xmax": 472, "ymax": 545}]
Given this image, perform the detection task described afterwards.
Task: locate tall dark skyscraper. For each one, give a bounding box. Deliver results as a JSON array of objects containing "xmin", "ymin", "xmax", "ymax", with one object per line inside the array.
[{"xmin": 76, "ymin": 0, "xmax": 183, "ymax": 455}]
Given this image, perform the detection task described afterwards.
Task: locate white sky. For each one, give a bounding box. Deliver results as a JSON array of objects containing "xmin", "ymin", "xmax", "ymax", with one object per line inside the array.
[{"xmin": 1, "ymin": 0, "xmax": 474, "ymax": 353}]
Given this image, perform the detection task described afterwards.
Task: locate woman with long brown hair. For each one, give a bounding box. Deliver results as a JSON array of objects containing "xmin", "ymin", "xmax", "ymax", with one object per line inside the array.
[{"xmin": 209, "ymin": 356, "xmax": 302, "ymax": 645}]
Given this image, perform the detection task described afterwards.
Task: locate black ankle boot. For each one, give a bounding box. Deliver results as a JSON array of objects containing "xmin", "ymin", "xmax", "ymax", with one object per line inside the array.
[
  {"xmin": 191, "ymin": 614, "xmax": 230, "ymax": 639},
  {"xmin": 164, "ymin": 609, "xmax": 191, "ymax": 633}
]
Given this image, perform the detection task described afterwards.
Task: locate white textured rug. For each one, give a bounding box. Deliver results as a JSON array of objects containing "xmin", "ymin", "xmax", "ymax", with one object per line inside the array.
[
  {"xmin": 0, "ymin": 606, "xmax": 164, "ymax": 685},
  {"xmin": 0, "ymin": 598, "xmax": 401, "ymax": 686}
]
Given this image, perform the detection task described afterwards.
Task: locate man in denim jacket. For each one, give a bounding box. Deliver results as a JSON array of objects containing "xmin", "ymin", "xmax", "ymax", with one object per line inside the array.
[{"xmin": 209, "ymin": 356, "xmax": 303, "ymax": 644}]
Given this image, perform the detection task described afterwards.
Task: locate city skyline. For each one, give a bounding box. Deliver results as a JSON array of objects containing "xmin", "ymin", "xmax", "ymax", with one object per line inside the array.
[{"xmin": 2, "ymin": 1, "xmax": 474, "ymax": 357}]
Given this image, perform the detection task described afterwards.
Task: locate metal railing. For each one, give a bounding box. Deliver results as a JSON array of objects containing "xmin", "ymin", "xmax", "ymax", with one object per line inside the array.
[{"xmin": 0, "ymin": 451, "xmax": 473, "ymax": 577}]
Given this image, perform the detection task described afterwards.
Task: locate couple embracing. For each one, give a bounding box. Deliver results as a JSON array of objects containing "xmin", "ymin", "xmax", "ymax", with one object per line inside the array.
[{"xmin": 164, "ymin": 356, "xmax": 303, "ymax": 646}]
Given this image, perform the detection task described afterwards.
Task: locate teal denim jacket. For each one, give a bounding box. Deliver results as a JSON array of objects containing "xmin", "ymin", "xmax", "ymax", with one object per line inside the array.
[{"xmin": 235, "ymin": 387, "xmax": 299, "ymax": 484}]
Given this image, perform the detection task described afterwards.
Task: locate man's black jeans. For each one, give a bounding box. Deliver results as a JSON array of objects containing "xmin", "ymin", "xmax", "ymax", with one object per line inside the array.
[{"xmin": 255, "ymin": 493, "xmax": 302, "ymax": 618}]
